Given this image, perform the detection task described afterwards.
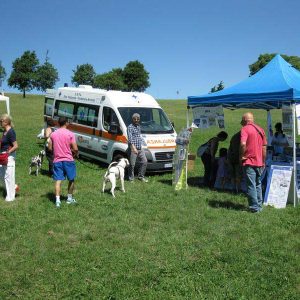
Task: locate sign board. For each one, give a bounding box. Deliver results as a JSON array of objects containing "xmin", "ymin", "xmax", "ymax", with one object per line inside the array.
[
  {"xmin": 192, "ymin": 106, "xmax": 225, "ymax": 129},
  {"xmin": 264, "ymin": 165, "xmax": 293, "ymax": 208},
  {"xmin": 282, "ymin": 104, "xmax": 293, "ymax": 146}
]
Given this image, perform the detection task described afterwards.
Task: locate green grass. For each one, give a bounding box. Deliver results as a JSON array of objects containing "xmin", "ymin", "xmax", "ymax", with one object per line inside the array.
[{"xmin": 0, "ymin": 94, "xmax": 299, "ymax": 299}]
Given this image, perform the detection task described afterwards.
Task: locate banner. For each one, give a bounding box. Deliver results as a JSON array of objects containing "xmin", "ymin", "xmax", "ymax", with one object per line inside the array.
[
  {"xmin": 192, "ymin": 106, "xmax": 225, "ymax": 129},
  {"xmin": 282, "ymin": 104, "xmax": 293, "ymax": 146},
  {"xmin": 296, "ymin": 104, "xmax": 300, "ymax": 135}
]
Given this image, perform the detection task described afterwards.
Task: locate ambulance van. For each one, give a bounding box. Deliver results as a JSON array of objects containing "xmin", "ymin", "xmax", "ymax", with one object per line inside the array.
[{"xmin": 44, "ymin": 85, "xmax": 176, "ymax": 171}]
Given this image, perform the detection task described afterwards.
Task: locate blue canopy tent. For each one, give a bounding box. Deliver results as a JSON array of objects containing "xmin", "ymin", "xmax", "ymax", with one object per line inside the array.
[
  {"xmin": 188, "ymin": 54, "xmax": 300, "ymax": 109},
  {"xmin": 187, "ymin": 54, "xmax": 300, "ymax": 206}
]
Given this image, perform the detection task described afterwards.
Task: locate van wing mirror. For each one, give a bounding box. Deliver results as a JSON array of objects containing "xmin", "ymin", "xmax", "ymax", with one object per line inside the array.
[{"xmin": 108, "ymin": 122, "xmax": 122, "ymax": 135}]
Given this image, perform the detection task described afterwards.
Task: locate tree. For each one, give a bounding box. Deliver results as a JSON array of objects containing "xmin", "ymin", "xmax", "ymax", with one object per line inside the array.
[
  {"xmin": 210, "ymin": 86, "xmax": 217, "ymax": 93},
  {"xmin": 123, "ymin": 60, "xmax": 150, "ymax": 92},
  {"xmin": 71, "ymin": 63, "xmax": 96, "ymax": 87},
  {"xmin": 210, "ymin": 81, "xmax": 224, "ymax": 93},
  {"xmin": 35, "ymin": 61, "xmax": 59, "ymax": 91},
  {"xmin": 0, "ymin": 61, "xmax": 6, "ymax": 87},
  {"xmin": 94, "ymin": 68, "xmax": 126, "ymax": 90},
  {"xmin": 216, "ymin": 80, "xmax": 224, "ymax": 91},
  {"xmin": 8, "ymin": 50, "xmax": 39, "ymax": 98},
  {"xmin": 249, "ymin": 53, "xmax": 300, "ymax": 75}
]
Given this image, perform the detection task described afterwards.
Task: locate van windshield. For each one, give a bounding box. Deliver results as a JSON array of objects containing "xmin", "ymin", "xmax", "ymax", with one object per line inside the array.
[{"xmin": 118, "ymin": 107, "xmax": 174, "ymax": 134}]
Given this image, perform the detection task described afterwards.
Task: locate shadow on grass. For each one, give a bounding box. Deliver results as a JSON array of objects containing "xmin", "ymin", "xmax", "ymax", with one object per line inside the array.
[
  {"xmin": 158, "ymin": 179, "xmax": 172, "ymax": 186},
  {"xmin": 208, "ymin": 199, "xmax": 247, "ymax": 211},
  {"xmin": 187, "ymin": 176, "xmax": 202, "ymax": 187},
  {"xmin": 76, "ymin": 156, "xmax": 107, "ymax": 170},
  {"xmin": 39, "ymin": 169, "xmax": 52, "ymax": 177},
  {"xmin": 43, "ymin": 192, "xmax": 55, "ymax": 204}
]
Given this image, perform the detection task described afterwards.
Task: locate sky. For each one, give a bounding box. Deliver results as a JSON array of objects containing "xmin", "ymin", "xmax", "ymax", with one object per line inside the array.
[{"xmin": 1, "ymin": 0, "xmax": 299, "ymax": 99}]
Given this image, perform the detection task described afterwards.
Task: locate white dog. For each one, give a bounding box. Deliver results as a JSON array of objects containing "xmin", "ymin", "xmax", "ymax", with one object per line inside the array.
[
  {"xmin": 37, "ymin": 128, "xmax": 45, "ymax": 139},
  {"xmin": 102, "ymin": 158, "xmax": 130, "ymax": 198},
  {"xmin": 29, "ymin": 150, "xmax": 45, "ymax": 176}
]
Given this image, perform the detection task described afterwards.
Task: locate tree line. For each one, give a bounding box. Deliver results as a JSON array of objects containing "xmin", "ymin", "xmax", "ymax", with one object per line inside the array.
[
  {"xmin": 0, "ymin": 52, "xmax": 299, "ymax": 98},
  {"xmin": 0, "ymin": 50, "xmax": 150, "ymax": 98}
]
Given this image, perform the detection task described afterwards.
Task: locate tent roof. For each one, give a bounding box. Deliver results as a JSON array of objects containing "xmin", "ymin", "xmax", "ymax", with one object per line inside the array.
[{"xmin": 188, "ymin": 54, "xmax": 300, "ymax": 109}]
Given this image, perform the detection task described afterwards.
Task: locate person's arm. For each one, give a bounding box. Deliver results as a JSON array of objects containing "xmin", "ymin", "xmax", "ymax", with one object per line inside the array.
[
  {"xmin": 71, "ymin": 142, "xmax": 79, "ymax": 158},
  {"xmin": 127, "ymin": 125, "xmax": 138, "ymax": 154},
  {"xmin": 240, "ymin": 142, "xmax": 247, "ymax": 162},
  {"xmin": 44, "ymin": 127, "xmax": 52, "ymax": 139},
  {"xmin": 262, "ymin": 131, "xmax": 268, "ymax": 165},
  {"xmin": 262, "ymin": 145, "xmax": 267, "ymax": 165},
  {"xmin": 210, "ymin": 138, "xmax": 218, "ymax": 160},
  {"xmin": 48, "ymin": 138, "xmax": 53, "ymax": 151},
  {"xmin": 8, "ymin": 141, "xmax": 18, "ymax": 154},
  {"xmin": 130, "ymin": 143, "xmax": 138, "ymax": 154}
]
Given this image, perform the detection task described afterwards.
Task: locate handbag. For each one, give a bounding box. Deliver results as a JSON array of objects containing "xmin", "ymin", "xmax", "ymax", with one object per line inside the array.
[
  {"xmin": 0, "ymin": 152, "xmax": 9, "ymax": 165},
  {"xmin": 197, "ymin": 143, "xmax": 208, "ymax": 157}
]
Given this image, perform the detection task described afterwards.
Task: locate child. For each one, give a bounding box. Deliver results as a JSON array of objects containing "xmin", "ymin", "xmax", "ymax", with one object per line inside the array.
[{"xmin": 215, "ymin": 147, "xmax": 229, "ymax": 190}]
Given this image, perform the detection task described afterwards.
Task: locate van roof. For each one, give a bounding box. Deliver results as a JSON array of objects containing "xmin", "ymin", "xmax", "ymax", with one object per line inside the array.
[{"xmin": 56, "ymin": 86, "xmax": 160, "ymax": 108}]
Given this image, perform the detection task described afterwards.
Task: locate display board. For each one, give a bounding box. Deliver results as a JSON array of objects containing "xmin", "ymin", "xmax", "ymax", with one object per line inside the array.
[
  {"xmin": 264, "ymin": 165, "xmax": 293, "ymax": 208},
  {"xmin": 282, "ymin": 104, "xmax": 294, "ymax": 146},
  {"xmin": 192, "ymin": 105, "xmax": 225, "ymax": 129}
]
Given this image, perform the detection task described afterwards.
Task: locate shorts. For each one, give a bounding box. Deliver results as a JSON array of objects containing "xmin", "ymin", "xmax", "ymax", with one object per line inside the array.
[{"xmin": 53, "ymin": 161, "xmax": 76, "ymax": 181}]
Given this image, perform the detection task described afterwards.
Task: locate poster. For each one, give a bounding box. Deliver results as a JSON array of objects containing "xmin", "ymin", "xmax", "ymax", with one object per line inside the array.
[
  {"xmin": 296, "ymin": 104, "xmax": 300, "ymax": 135},
  {"xmin": 282, "ymin": 104, "xmax": 293, "ymax": 146},
  {"xmin": 192, "ymin": 106, "xmax": 225, "ymax": 129},
  {"xmin": 264, "ymin": 165, "xmax": 293, "ymax": 209}
]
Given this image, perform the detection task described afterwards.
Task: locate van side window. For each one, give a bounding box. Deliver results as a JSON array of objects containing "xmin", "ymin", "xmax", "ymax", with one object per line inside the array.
[
  {"xmin": 76, "ymin": 104, "xmax": 99, "ymax": 127},
  {"xmin": 55, "ymin": 101, "xmax": 75, "ymax": 119},
  {"xmin": 44, "ymin": 97, "xmax": 54, "ymax": 116},
  {"xmin": 103, "ymin": 107, "xmax": 119, "ymax": 131}
]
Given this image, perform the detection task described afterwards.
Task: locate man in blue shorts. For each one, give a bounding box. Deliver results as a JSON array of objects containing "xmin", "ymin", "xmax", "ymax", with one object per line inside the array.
[{"xmin": 48, "ymin": 117, "xmax": 78, "ymax": 208}]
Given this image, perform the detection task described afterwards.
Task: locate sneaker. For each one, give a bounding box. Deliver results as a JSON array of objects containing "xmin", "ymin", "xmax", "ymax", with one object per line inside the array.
[
  {"xmin": 56, "ymin": 200, "xmax": 61, "ymax": 208},
  {"xmin": 66, "ymin": 198, "xmax": 76, "ymax": 204},
  {"xmin": 138, "ymin": 177, "xmax": 148, "ymax": 183}
]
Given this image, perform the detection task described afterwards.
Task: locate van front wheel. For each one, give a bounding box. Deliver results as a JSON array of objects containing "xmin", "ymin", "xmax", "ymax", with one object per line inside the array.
[{"xmin": 113, "ymin": 152, "xmax": 127, "ymax": 162}]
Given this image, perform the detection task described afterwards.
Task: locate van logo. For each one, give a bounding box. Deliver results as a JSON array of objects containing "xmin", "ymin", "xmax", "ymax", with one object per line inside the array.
[
  {"xmin": 102, "ymin": 145, "xmax": 108, "ymax": 150},
  {"xmin": 166, "ymin": 153, "xmax": 171, "ymax": 159},
  {"xmin": 132, "ymin": 95, "xmax": 137, "ymax": 99}
]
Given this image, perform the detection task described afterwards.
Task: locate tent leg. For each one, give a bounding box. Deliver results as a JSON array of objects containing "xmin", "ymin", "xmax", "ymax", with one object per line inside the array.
[
  {"xmin": 293, "ymin": 103, "xmax": 297, "ymax": 207},
  {"xmin": 186, "ymin": 108, "xmax": 190, "ymax": 128}
]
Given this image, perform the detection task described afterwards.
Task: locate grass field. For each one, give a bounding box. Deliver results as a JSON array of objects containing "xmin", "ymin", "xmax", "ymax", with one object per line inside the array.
[{"xmin": 0, "ymin": 94, "xmax": 299, "ymax": 299}]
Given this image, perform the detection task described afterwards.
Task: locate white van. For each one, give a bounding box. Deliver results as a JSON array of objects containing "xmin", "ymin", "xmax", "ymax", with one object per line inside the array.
[{"xmin": 44, "ymin": 85, "xmax": 176, "ymax": 171}]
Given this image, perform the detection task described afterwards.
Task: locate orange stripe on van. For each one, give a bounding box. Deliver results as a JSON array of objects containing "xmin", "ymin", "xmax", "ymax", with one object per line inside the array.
[
  {"xmin": 45, "ymin": 117, "xmax": 128, "ymax": 143},
  {"xmin": 147, "ymin": 146, "xmax": 176, "ymax": 149}
]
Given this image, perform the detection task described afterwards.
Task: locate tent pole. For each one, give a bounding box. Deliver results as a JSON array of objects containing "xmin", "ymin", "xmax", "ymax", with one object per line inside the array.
[
  {"xmin": 293, "ymin": 103, "xmax": 297, "ymax": 207},
  {"xmin": 186, "ymin": 107, "xmax": 190, "ymax": 128}
]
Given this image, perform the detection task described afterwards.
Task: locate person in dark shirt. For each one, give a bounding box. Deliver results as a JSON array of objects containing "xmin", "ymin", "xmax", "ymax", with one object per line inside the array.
[
  {"xmin": 127, "ymin": 113, "xmax": 148, "ymax": 182},
  {"xmin": 0, "ymin": 114, "xmax": 18, "ymax": 202}
]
